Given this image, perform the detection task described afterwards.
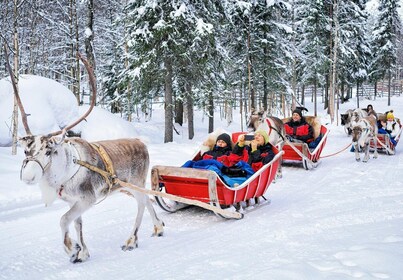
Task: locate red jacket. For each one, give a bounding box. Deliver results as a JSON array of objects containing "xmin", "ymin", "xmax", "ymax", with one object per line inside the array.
[{"xmin": 284, "ymin": 119, "xmax": 314, "ymax": 143}]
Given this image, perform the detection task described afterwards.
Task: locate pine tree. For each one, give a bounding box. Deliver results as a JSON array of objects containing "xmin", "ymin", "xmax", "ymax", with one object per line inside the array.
[
  {"xmin": 296, "ymin": 0, "xmax": 330, "ymax": 116},
  {"xmin": 336, "ymin": 0, "xmax": 372, "ymax": 108},
  {"xmin": 371, "ymin": 0, "xmax": 402, "ymax": 106}
]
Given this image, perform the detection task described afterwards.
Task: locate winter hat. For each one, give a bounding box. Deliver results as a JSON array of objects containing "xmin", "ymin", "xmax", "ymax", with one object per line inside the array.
[
  {"xmin": 292, "ymin": 108, "xmax": 303, "ymax": 118},
  {"xmin": 216, "ymin": 133, "xmax": 232, "ymax": 147},
  {"xmin": 255, "ymin": 130, "xmax": 269, "ymax": 145},
  {"xmin": 386, "ymin": 111, "xmax": 394, "ymax": 120}
]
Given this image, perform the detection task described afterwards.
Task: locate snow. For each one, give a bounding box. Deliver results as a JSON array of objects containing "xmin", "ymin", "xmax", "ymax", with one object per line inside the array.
[
  {"xmin": 0, "ymin": 75, "xmax": 79, "ymax": 146},
  {"xmin": 1, "ymin": 76, "xmax": 403, "ymax": 279}
]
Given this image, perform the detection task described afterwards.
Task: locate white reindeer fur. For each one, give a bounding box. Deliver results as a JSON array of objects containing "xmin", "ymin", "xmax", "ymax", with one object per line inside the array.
[{"xmin": 352, "ymin": 117, "xmax": 378, "ymax": 162}]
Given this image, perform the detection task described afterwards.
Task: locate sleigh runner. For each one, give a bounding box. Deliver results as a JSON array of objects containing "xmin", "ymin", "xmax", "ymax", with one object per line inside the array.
[{"xmin": 151, "ymin": 133, "xmax": 284, "ymax": 219}]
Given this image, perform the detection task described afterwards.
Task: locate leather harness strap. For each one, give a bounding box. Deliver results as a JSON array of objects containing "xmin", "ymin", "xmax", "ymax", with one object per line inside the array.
[{"xmin": 74, "ymin": 143, "xmax": 117, "ymax": 203}]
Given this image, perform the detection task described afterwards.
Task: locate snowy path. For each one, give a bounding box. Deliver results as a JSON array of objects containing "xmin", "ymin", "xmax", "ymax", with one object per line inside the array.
[{"xmin": 1, "ymin": 122, "xmax": 403, "ymax": 280}]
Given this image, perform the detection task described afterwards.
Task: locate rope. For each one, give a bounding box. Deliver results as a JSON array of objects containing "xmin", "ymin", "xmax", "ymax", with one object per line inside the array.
[{"xmin": 320, "ymin": 142, "xmax": 352, "ymax": 158}]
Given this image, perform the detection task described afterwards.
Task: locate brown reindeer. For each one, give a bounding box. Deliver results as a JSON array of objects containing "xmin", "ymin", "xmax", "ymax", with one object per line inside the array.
[
  {"xmin": 6, "ymin": 50, "xmax": 164, "ymax": 263},
  {"xmin": 351, "ymin": 117, "xmax": 378, "ymax": 162}
]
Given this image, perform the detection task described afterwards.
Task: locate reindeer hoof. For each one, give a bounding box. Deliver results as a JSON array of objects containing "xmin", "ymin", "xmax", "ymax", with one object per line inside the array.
[
  {"xmin": 69, "ymin": 244, "xmax": 89, "ymax": 263},
  {"xmin": 355, "ymin": 158, "xmax": 361, "ymax": 162},
  {"xmin": 152, "ymin": 224, "xmax": 164, "ymax": 237},
  {"xmin": 121, "ymin": 236, "xmax": 138, "ymax": 251},
  {"xmin": 121, "ymin": 244, "xmax": 138, "ymax": 251}
]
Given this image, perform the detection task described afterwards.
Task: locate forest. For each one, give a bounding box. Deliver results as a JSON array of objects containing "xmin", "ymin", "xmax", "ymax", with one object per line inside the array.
[{"xmin": 1, "ymin": 0, "xmax": 402, "ymax": 142}]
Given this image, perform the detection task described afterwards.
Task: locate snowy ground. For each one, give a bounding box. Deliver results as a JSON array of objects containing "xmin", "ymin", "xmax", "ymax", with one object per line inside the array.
[{"xmin": 1, "ymin": 86, "xmax": 403, "ymax": 279}]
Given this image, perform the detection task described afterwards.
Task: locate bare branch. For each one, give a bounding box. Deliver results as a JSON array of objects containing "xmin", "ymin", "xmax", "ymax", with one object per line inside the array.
[{"xmin": 3, "ymin": 42, "xmax": 32, "ymax": 135}]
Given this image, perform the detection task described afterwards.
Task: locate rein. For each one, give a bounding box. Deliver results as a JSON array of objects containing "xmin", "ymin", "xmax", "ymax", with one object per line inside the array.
[{"xmin": 319, "ymin": 142, "xmax": 352, "ymax": 158}]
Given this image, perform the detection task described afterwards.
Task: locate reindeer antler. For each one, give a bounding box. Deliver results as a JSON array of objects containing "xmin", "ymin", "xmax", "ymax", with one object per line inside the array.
[
  {"xmin": 46, "ymin": 52, "xmax": 97, "ymax": 137},
  {"xmin": 3, "ymin": 42, "xmax": 32, "ymax": 135}
]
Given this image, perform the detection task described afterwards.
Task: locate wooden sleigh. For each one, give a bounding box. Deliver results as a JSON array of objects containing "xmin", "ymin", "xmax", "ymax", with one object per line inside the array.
[
  {"xmin": 281, "ymin": 116, "xmax": 330, "ymax": 170},
  {"xmin": 371, "ymin": 122, "xmax": 402, "ymax": 155},
  {"xmin": 151, "ymin": 132, "xmax": 284, "ymax": 219}
]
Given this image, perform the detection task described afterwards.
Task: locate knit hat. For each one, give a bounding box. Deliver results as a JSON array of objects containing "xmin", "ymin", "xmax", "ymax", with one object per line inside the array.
[
  {"xmin": 386, "ymin": 111, "xmax": 394, "ymax": 120},
  {"xmin": 292, "ymin": 108, "xmax": 303, "ymax": 118},
  {"xmin": 216, "ymin": 133, "xmax": 232, "ymax": 147},
  {"xmin": 255, "ymin": 130, "xmax": 269, "ymax": 145}
]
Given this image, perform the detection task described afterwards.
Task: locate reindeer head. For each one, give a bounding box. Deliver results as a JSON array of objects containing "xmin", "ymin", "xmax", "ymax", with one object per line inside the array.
[
  {"xmin": 247, "ymin": 110, "xmax": 265, "ymax": 132},
  {"xmin": 351, "ymin": 119, "xmax": 372, "ymax": 148},
  {"xmin": 19, "ymin": 135, "xmax": 61, "ymax": 184},
  {"xmin": 351, "ymin": 125, "xmax": 363, "ymax": 143},
  {"xmin": 4, "ymin": 48, "xmax": 97, "ymax": 185},
  {"xmin": 340, "ymin": 113, "xmax": 349, "ymax": 126}
]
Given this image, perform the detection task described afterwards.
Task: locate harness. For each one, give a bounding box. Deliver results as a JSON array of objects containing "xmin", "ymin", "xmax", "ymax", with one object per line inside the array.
[
  {"xmin": 20, "ymin": 156, "xmax": 52, "ymax": 181},
  {"xmin": 264, "ymin": 118, "xmax": 285, "ymax": 141},
  {"xmin": 74, "ymin": 143, "xmax": 118, "ymax": 204}
]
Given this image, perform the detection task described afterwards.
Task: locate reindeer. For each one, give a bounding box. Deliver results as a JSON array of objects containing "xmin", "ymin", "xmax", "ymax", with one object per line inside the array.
[
  {"xmin": 6, "ymin": 51, "xmax": 164, "ymax": 263},
  {"xmin": 340, "ymin": 109, "xmax": 354, "ymax": 135},
  {"xmin": 246, "ymin": 109, "xmax": 285, "ymax": 177},
  {"xmin": 341, "ymin": 108, "xmax": 368, "ymax": 135},
  {"xmin": 351, "ymin": 116, "xmax": 378, "ymax": 162}
]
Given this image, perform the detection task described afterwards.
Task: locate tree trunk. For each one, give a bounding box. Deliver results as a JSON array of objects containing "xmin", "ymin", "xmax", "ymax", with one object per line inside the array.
[
  {"xmin": 239, "ymin": 75, "xmax": 244, "ymax": 131},
  {"xmin": 186, "ymin": 84, "xmax": 194, "ymax": 140},
  {"xmin": 208, "ymin": 92, "xmax": 214, "ymax": 133},
  {"xmin": 247, "ymin": 28, "xmax": 255, "ymax": 111},
  {"xmin": 85, "ymin": 0, "xmax": 96, "ymax": 109},
  {"xmin": 164, "ymin": 57, "xmax": 174, "ymax": 143},
  {"xmin": 11, "ymin": 0, "xmax": 19, "ymax": 156},
  {"xmin": 69, "ymin": 0, "xmax": 80, "ymax": 104},
  {"xmin": 388, "ymin": 69, "xmax": 391, "ymax": 106},
  {"xmin": 356, "ymin": 81, "xmax": 360, "ymax": 109},
  {"xmin": 314, "ymin": 82, "xmax": 317, "ymax": 116},
  {"xmin": 329, "ymin": 0, "xmax": 338, "ymax": 124},
  {"xmin": 175, "ymin": 94, "xmax": 183, "ymax": 126},
  {"xmin": 374, "ymin": 81, "xmax": 378, "ymax": 100}
]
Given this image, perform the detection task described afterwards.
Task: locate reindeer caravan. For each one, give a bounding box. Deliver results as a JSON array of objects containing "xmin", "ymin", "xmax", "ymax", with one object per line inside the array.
[{"xmin": 341, "ymin": 106, "xmax": 402, "ymax": 157}]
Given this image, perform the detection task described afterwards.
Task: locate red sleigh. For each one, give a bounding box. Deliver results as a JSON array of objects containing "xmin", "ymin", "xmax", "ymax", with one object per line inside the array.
[
  {"xmin": 151, "ymin": 132, "xmax": 283, "ymax": 219},
  {"xmin": 281, "ymin": 116, "xmax": 330, "ymax": 170}
]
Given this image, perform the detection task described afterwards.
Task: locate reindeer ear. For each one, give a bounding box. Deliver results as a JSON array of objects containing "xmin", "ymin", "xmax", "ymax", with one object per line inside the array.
[{"xmin": 19, "ymin": 135, "xmax": 34, "ymax": 147}]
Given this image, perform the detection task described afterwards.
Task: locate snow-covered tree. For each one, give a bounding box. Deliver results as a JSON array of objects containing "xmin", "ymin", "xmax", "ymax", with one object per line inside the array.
[
  {"xmin": 296, "ymin": 0, "xmax": 330, "ymax": 116},
  {"xmin": 122, "ymin": 1, "xmax": 223, "ymax": 142},
  {"xmin": 371, "ymin": 0, "xmax": 402, "ymax": 106},
  {"xmin": 336, "ymin": 0, "xmax": 372, "ymax": 107}
]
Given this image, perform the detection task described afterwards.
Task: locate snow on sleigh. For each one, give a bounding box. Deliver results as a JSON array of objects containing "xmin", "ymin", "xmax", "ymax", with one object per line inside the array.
[
  {"xmin": 371, "ymin": 121, "xmax": 402, "ymax": 155},
  {"xmin": 151, "ymin": 132, "xmax": 284, "ymax": 219},
  {"xmin": 281, "ymin": 116, "xmax": 330, "ymax": 170}
]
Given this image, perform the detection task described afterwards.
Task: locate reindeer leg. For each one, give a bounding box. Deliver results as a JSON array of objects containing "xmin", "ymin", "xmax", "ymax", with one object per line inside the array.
[
  {"xmin": 373, "ymin": 137, "xmax": 378, "ymax": 159},
  {"xmin": 73, "ymin": 216, "xmax": 90, "ymax": 262},
  {"xmin": 145, "ymin": 196, "xmax": 164, "ymax": 237},
  {"xmin": 363, "ymin": 143, "xmax": 370, "ymax": 162},
  {"xmin": 121, "ymin": 193, "xmax": 146, "ymax": 251},
  {"xmin": 354, "ymin": 144, "xmax": 361, "ymax": 162},
  {"xmin": 60, "ymin": 201, "xmax": 91, "ymax": 263}
]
